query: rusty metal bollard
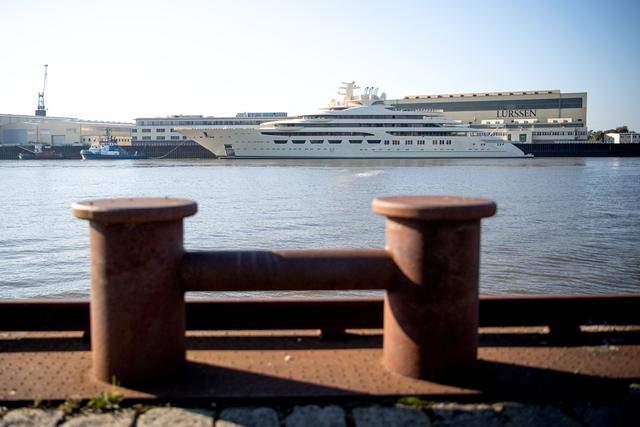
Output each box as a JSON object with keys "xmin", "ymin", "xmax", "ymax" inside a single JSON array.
[
  {"xmin": 373, "ymin": 195, "xmax": 496, "ymax": 381},
  {"xmin": 72, "ymin": 198, "xmax": 197, "ymax": 384}
]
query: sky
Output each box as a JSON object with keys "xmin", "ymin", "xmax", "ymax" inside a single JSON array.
[{"xmin": 0, "ymin": 0, "xmax": 638, "ymax": 131}]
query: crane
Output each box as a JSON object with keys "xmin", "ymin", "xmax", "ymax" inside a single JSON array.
[{"xmin": 35, "ymin": 64, "xmax": 48, "ymax": 117}]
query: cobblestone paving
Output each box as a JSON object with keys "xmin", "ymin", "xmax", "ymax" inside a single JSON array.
[{"xmin": 0, "ymin": 401, "xmax": 638, "ymax": 426}]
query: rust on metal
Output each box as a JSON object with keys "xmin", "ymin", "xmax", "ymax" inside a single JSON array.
[
  {"xmin": 71, "ymin": 197, "xmax": 197, "ymax": 224},
  {"xmin": 374, "ymin": 195, "xmax": 496, "ymax": 381},
  {"xmin": 372, "ymin": 195, "xmax": 496, "ymax": 221},
  {"xmin": 180, "ymin": 249, "xmax": 397, "ymax": 292},
  {"xmin": 72, "ymin": 197, "xmax": 197, "ymax": 384}
]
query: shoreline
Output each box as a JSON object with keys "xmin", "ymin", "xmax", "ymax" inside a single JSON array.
[{"xmin": 2, "ymin": 142, "xmax": 640, "ymax": 160}]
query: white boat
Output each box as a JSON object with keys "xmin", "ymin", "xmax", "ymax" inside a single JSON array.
[{"xmin": 177, "ymin": 82, "xmax": 527, "ymax": 159}]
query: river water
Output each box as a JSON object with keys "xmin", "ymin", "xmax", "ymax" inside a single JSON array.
[{"xmin": 1, "ymin": 157, "xmax": 639, "ymax": 298}]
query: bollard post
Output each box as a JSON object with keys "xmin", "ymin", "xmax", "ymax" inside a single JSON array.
[
  {"xmin": 373, "ymin": 195, "xmax": 496, "ymax": 381},
  {"xmin": 72, "ymin": 197, "xmax": 197, "ymax": 384}
]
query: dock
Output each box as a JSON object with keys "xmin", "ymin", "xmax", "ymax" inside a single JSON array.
[
  {"xmin": 1, "ymin": 195, "xmax": 639, "ymax": 425},
  {"xmin": 2, "ymin": 142, "xmax": 640, "ymax": 160}
]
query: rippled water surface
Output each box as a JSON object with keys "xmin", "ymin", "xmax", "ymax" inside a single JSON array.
[{"xmin": 1, "ymin": 157, "xmax": 639, "ymax": 298}]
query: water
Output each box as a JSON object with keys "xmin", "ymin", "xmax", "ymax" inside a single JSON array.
[{"xmin": 1, "ymin": 157, "xmax": 639, "ymax": 298}]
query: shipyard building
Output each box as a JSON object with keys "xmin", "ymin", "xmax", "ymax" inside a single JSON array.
[
  {"xmin": 391, "ymin": 90, "xmax": 588, "ymax": 143},
  {"xmin": 605, "ymin": 132, "xmax": 640, "ymax": 144},
  {"xmin": 0, "ymin": 114, "xmax": 132, "ymax": 146},
  {"xmin": 132, "ymin": 113, "xmax": 287, "ymax": 144}
]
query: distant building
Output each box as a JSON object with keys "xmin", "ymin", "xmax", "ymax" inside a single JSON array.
[
  {"xmin": 604, "ymin": 132, "xmax": 640, "ymax": 144},
  {"xmin": 132, "ymin": 113, "xmax": 287, "ymax": 145},
  {"xmin": 0, "ymin": 114, "xmax": 132, "ymax": 146},
  {"xmin": 391, "ymin": 90, "xmax": 587, "ymax": 143}
]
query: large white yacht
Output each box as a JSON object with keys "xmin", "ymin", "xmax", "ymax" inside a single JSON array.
[{"xmin": 177, "ymin": 82, "xmax": 527, "ymax": 159}]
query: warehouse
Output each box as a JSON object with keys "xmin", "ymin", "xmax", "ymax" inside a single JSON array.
[
  {"xmin": 391, "ymin": 90, "xmax": 588, "ymax": 143},
  {"xmin": 0, "ymin": 114, "xmax": 132, "ymax": 146}
]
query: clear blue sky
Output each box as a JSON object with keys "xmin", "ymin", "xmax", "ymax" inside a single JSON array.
[{"xmin": 0, "ymin": 0, "xmax": 638, "ymax": 130}]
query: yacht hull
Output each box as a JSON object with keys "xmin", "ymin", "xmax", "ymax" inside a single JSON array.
[{"xmin": 179, "ymin": 128, "xmax": 528, "ymax": 159}]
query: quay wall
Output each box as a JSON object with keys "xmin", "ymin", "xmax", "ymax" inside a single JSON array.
[
  {"xmin": 514, "ymin": 142, "xmax": 640, "ymax": 157},
  {"xmin": 0, "ymin": 142, "xmax": 215, "ymax": 160},
  {"xmin": 0, "ymin": 144, "xmax": 86, "ymax": 160},
  {"xmin": 1, "ymin": 142, "xmax": 639, "ymax": 160}
]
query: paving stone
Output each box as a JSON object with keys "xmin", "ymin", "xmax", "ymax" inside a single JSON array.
[
  {"xmin": 501, "ymin": 403, "xmax": 580, "ymax": 427},
  {"xmin": 352, "ymin": 406, "xmax": 431, "ymax": 427},
  {"xmin": 573, "ymin": 402, "xmax": 640, "ymax": 427},
  {"xmin": 431, "ymin": 402, "xmax": 505, "ymax": 427},
  {"xmin": 137, "ymin": 407, "xmax": 213, "ymax": 427},
  {"xmin": 0, "ymin": 408, "xmax": 63, "ymax": 427},
  {"xmin": 216, "ymin": 407, "xmax": 279, "ymax": 427},
  {"xmin": 286, "ymin": 405, "xmax": 346, "ymax": 427},
  {"xmin": 61, "ymin": 409, "xmax": 136, "ymax": 427}
]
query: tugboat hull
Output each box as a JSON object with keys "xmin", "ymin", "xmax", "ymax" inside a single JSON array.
[{"xmin": 80, "ymin": 151, "xmax": 146, "ymax": 160}]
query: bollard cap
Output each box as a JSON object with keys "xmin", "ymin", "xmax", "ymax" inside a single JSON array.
[
  {"xmin": 372, "ymin": 195, "xmax": 496, "ymax": 221},
  {"xmin": 72, "ymin": 197, "xmax": 197, "ymax": 224}
]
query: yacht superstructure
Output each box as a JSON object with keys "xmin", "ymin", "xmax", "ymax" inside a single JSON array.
[{"xmin": 177, "ymin": 82, "xmax": 527, "ymax": 158}]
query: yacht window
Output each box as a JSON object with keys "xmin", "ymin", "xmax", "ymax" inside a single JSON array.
[
  {"xmin": 292, "ymin": 140, "xmax": 305, "ymax": 144},
  {"xmin": 349, "ymin": 140, "xmax": 362, "ymax": 144},
  {"xmin": 261, "ymin": 132, "xmax": 373, "ymax": 136},
  {"xmin": 367, "ymin": 140, "xmax": 381, "ymax": 144},
  {"xmin": 310, "ymin": 140, "xmax": 323, "ymax": 144},
  {"xmin": 328, "ymin": 140, "xmax": 342, "ymax": 144},
  {"xmin": 274, "ymin": 140, "xmax": 287, "ymax": 144}
]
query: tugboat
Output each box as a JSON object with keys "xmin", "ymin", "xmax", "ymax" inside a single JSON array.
[
  {"xmin": 80, "ymin": 130, "xmax": 146, "ymax": 160},
  {"xmin": 18, "ymin": 144, "xmax": 63, "ymax": 160}
]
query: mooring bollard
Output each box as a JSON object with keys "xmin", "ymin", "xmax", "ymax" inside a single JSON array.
[
  {"xmin": 373, "ymin": 196, "xmax": 496, "ymax": 381},
  {"xmin": 72, "ymin": 198, "xmax": 197, "ymax": 384},
  {"xmin": 73, "ymin": 194, "xmax": 494, "ymax": 385}
]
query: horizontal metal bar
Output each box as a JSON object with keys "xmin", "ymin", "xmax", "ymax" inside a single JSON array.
[
  {"xmin": 1, "ymin": 294, "xmax": 638, "ymax": 332},
  {"xmin": 180, "ymin": 249, "xmax": 398, "ymax": 292}
]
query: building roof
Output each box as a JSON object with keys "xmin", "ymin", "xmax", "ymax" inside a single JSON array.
[{"xmin": 403, "ymin": 90, "xmax": 569, "ymax": 100}]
